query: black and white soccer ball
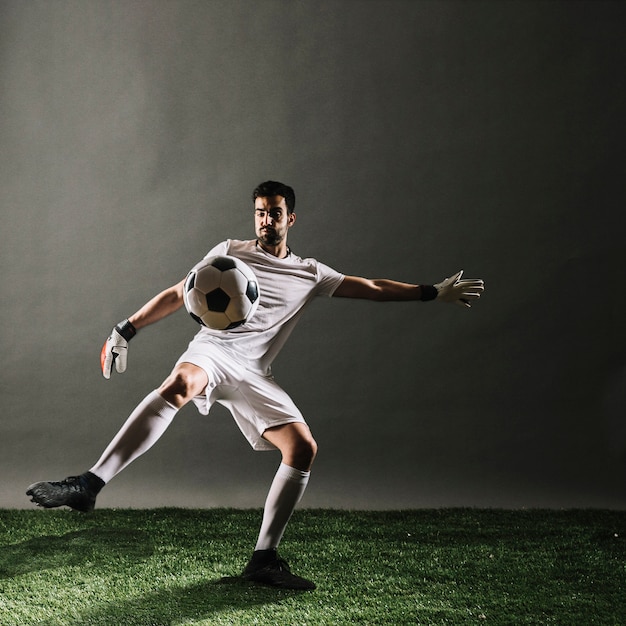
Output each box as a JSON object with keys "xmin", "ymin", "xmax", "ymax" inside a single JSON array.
[{"xmin": 183, "ymin": 255, "xmax": 261, "ymax": 330}]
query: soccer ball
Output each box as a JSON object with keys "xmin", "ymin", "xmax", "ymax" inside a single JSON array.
[{"xmin": 183, "ymin": 255, "xmax": 261, "ymax": 330}]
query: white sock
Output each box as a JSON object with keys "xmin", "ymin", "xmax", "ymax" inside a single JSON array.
[
  {"xmin": 90, "ymin": 390, "xmax": 178, "ymax": 484},
  {"xmin": 254, "ymin": 463, "xmax": 310, "ymax": 551}
]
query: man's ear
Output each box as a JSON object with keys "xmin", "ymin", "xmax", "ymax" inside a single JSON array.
[{"xmin": 288, "ymin": 212, "xmax": 296, "ymax": 227}]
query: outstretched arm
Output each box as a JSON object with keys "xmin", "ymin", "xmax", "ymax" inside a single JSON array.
[
  {"xmin": 333, "ymin": 271, "xmax": 484, "ymax": 307},
  {"xmin": 128, "ymin": 279, "xmax": 186, "ymax": 330},
  {"xmin": 333, "ymin": 276, "xmax": 423, "ymax": 301}
]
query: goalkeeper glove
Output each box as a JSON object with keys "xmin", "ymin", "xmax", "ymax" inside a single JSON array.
[
  {"xmin": 421, "ymin": 270, "xmax": 485, "ymax": 307},
  {"xmin": 100, "ymin": 319, "xmax": 137, "ymax": 379},
  {"xmin": 434, "ymin": 270, "xmax": 484, "ymax": 307}
]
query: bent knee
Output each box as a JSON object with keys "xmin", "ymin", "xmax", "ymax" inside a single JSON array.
[
  {"xmin": 158, "ymin": 364, "xmax": 207, "ymax": 407},
  {"xmin": 307, "ymin": 436, "xmax": 319, "ymax": 462},
  {"xmin": 291, "ymin": 434, "xmax": 318, "ymax": 469},
  {"xmin": 262, "ymin": 422, "xmax": 318, "ymax": 471}
]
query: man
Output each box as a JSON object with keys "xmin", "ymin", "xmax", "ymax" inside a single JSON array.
[{"xmin": 26, "ymin": 181, "xmax": 484, "ymax": 590}]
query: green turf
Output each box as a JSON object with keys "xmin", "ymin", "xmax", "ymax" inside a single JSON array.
[{"xmin": 0, "ymin": 508, "xmax": 624, "ymax": 625}]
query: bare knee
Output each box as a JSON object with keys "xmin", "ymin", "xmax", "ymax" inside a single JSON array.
[
  {"xmin": 262, "ymin": 423, "xmax": 318, "ymax": 471},
  {"xmin": 158, "ymin": 364, "xmax": 207, "ymax": 408},
  {"xmin": 290, "ymin": 435, "xmax": 318, "ymax": 470}
]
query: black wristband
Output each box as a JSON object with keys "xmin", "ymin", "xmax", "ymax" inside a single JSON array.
[
  {"xmin": 419, "ymin": 285, "xmax": 438, "ymax": 302},
  {"xmin": 115, "ymin": 319, "xmax": 137, "ymax": 341}
]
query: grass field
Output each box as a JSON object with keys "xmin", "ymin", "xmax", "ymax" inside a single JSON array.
[{"xmin": 0, "ymin": 508, "xmax": 624, "ymax": 625}]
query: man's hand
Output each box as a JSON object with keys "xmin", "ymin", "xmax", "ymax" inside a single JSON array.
[
  {"xmin": 100, "ymin": 319, "xmax": 137, "ymax": 379},
  {"xmin": 435, "ymin": 270, "xmax": 484, "ymax": 308}
]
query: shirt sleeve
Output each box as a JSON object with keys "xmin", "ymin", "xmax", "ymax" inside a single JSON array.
[{"xmin": 315, "ymin": 260, "xmax": 345, "ymax": 297}]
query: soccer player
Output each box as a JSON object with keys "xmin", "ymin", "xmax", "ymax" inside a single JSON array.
[{"xmin": 26, "ymin": 181, "xmax": 484, "ymax": 590}]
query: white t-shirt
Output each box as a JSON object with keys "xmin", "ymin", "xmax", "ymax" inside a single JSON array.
[{"xmin": 189, "ymin": 239, "xmax": 345, "ymax": 374}]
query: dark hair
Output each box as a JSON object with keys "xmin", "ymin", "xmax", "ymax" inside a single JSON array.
[{"xmin": 252, "ymin": 181, "xmax": 296, "ymax": 214}]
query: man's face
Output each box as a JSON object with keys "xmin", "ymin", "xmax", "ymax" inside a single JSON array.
[{"xmin": 254, "ymin": 195, "xmax": 295, "ymax": 248}]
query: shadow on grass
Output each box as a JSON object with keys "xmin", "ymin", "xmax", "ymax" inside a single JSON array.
[
  {"xmin": 1, "ymin": 526, "xmax": 303, "ymax": 625},
  {"xmin": 0, "ymin": 528, "xmax": 154, "ymax": 578},
  {"xmin": 73, "ymin": 576, "xmax": 303, "ymax": 625}
]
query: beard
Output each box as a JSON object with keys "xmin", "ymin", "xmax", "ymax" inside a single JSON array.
[{"xmin": 258, "ymin": 227, "xmax": 283, "ymax": 247}]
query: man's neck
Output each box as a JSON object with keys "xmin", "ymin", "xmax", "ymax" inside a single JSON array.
[{"xmin": 256, "ymin": 239, "xmax": 290, "ymax": 259}]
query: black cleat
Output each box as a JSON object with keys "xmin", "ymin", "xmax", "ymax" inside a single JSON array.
[
  {"xmin": 242, "ymin": 549, "xmax": 316, "ymax": 590},
  {"xmin": 26, "ymin": 472, "xmax": 104, "ymax": 513}
]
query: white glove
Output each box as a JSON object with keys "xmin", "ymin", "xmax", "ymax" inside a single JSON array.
[
  {"xmin": 435, "ymin": 270, "xmax": 484, "ymax": 308},
  {"xmin": 100, "ymin": 319, "xmax": 137, "ymax": 379}
]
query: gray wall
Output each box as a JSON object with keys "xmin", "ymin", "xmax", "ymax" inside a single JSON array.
[{"xmin": 2, "ymin": 0, "xmax": 624, "ymax": 509}]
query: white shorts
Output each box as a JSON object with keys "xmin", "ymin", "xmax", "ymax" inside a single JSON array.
[{"xmin": 175, "ymin": 341, "xmax": 306, "ymax": 451}]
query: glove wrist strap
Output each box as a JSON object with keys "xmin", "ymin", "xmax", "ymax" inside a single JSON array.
[
  {"xmin": 115, "ymin": 319, "xmax": 137, "ymax": 341},
  {"xmin": 419, "ymin": 285, "xmax": 438, "ymax": 301}
]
